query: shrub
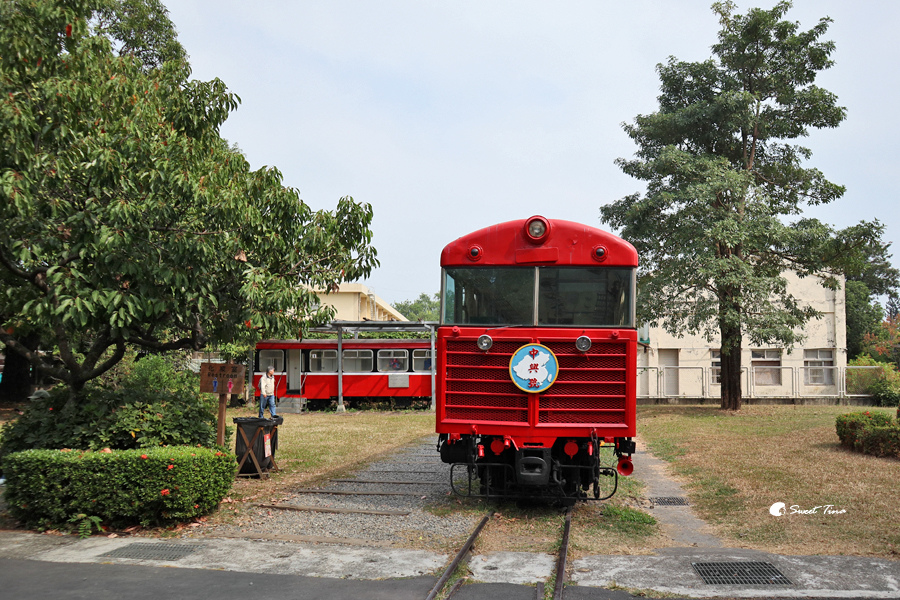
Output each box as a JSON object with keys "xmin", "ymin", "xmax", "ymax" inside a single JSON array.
[
  {"xmin": 835, "ymin": 411, "xmax": 894, "ymax": 447},
  {"xmin": 835, "ymin": 411, "xmax": 900, "ymax": 458},
  {"xmin": 3, "ymin": 446, "xmax": 234, "ymax": 529},
  {"xmin": 869, "ymin": 378, "xmax": 900, "ymax": 408},
  {"xmin": 846, "ymin": 356, "xmax": 900, "ymax": 406},
  {"xmin": 0, "ymin": 355, "xmax": 225, "ymax": 464},
  {"xmin": 856, "ymin": 425, "xmax": 900, "ymax": 458}
]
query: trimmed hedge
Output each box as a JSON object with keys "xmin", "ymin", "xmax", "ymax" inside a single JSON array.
[
  {"xmin": 835, "ymin": 411, "xmax": 900, "ymax": 458},
  {"xmin": 3, "ymin": 446, "xmax": 235, "ymax": 530}
]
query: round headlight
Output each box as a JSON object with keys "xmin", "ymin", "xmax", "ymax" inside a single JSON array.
[
  {"xmin": 476, "ymin": 334, "xmax": 493, "ymax": 352},
  {"xmin": 576, "ymin": 335, "xmax": 592, "ymax": 352},
  {"xmin": 524, "ymin": 216, "xmax": 550, "ymax": 242}
]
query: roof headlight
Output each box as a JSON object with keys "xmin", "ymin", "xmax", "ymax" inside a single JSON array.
[{"xmin": 524, "ymin": 216, "xmax": 550, "ymax": 243}]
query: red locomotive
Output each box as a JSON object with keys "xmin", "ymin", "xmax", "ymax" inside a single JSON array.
[{"xmin": 435, "ymin": 216, "xmax": 637, "ymax": 502}]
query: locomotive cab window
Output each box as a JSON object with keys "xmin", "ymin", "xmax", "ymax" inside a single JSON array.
[
  {"xmin": 442, "ymin": 266, "xmax": 635, "ymax": 327},
  {"xmin": 258, "ymin": 349, "xmax": 284, "ymax": 372},
  {"xmin": 443, "ymin": 267, "xmax": 534, "ymax": 325},
  {"xmin": 309, "ymin": 349, "xmax": 338, "ymax": 373},
  {"xmin": 342, "ymin": 349, "xmax": 374, "ymax": 372},
  {"xmin": 412, "ymin": 349, "xmax": 433, "ymax": 372},
  {"xmin": 538, "ymin": 267, "xmax": 634, "ymax": 327},
  {"xmin": 377, "ymin": 349, "xmax": 408, "ymax": 372}
]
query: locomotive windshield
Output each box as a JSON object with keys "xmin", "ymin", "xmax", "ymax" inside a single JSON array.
[{"xmin": 443, "ymin": 266, "xmax": 635, "ymax": 327}]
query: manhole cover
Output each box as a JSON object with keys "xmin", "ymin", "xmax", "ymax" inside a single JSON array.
[
  {"xmin": 692, "ymin": 562, "xmax": 792, "ymax": 586},
  {"xmin": 650, "ymin": 496, "xmax": 689, "ymax": 506},
  {"xmin": 100, "ymin": 543, "xmax": 203, "ymax": 561}
]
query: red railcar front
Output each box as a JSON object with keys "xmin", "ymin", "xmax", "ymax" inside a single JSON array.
[{"xmin": 436, "ymin": 216, "xmax": 638, "ymax": 501}]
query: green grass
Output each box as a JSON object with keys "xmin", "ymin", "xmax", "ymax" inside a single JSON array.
[{"xmin": 637, "ymin": 404, "xmax": 900, "ymax": 557}]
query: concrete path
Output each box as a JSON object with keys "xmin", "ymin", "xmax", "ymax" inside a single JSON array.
[
  {"xmin": 632, "ymin": 440, "xmax": 725, "ymax": 548},
  {"xmin": 2, "ymin": 440, "xmax": 899, "ymax": 599}
]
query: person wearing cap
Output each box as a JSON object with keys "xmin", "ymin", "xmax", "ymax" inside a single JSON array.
[{"xmin": 258, "ymin": 366, "xmax": 278, "ymax": 418}]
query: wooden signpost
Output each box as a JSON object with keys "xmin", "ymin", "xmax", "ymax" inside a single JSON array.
[{"xmin": 200, "ymin": 362, "xmax": 246, "ymax": 446}]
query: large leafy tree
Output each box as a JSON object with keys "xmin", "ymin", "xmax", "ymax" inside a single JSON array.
[
  {"xmin": 600, "ymin": 1, "xmax": 868, "ymax": 410},
  {"xmin": 0, "ymin": 0, "xmax": 378, "ymax": 402},
  {"xmin": 393, "ymin": 292, "xmax": 440, "ymax": 322},
  {"xmin": 834, "ymin": 223, "xmax": 900, "ymax": 358}
]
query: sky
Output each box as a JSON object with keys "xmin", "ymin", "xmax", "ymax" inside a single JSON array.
[{"xmin": 163, "ymin": 1, "xmax": 899, "ymax": 306}]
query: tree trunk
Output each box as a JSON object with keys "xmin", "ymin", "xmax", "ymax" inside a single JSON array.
[
  {"xmin": 720, "ymin": 339, "xmax": 742, "ymax": 410},
  {"xmin": 719, "ymin": 285, "xmax": 743, "ymax": 411}
]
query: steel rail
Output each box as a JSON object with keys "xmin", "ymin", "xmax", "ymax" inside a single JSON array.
[
  {"xmin": 553, "ymin": 505, "xmax": 573, "ymax": 600},
  {"xmin": 425, "ymin": 511, "xmax": 493, "ymax": 600}
]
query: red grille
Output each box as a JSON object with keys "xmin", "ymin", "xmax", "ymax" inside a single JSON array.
[
  {"xmin": 446, "ymin": 395, "xmax": 528, "ymax": 409},
  {"xmin": 446, "ymin": 407, "xmax": 529, "ymax": 422},
  {"xmin": 539, "ymin": 410, "xmax": 625, "ymax": 424},
  {"xmin": 447, "ymin": 366, "xmax": 510, "ymax": 381},
  {"xmin": 447, "ymin": 380, "xmax": 521, "ymax": 395},
  {"xmin": 443, "ymin": 336, "xmax": 628, "ymax": 427}
]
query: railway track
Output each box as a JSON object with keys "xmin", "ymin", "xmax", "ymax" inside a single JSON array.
[
  {"xmin": 211, "ymin": 438, "xmax": 583, "ymax": 596},
  {"xmin": 426, "ymin": 505, "xmax": 575, "ymax": 600}
]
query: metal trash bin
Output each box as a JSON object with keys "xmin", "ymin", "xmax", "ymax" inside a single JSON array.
[{"xmin": 233, "ymin": 416, "xmax": 283, "ymax": 476}]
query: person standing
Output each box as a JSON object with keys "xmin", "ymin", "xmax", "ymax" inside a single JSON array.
[{"xmin": 258, "ymin": 365, "xmax": 278, "ymax": 418}]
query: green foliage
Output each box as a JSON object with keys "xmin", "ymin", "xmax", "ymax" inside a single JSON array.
[
  {"xmin": 0, "ymin": 0, "xmax": 378, "ymax": 400},
  {"xmin": 0, "ymin": 354, "xmax": 220, "ymax": 462},
  {"xmin": 835, "ymin": 411, "xmax": 900, "ymax": 458},
  {"xmin": 600, "ymin": 1, "xmax": 854, "ymax": 410},
  {"xmin": 846, "ymin": 281, "xmax": 885, "ymax": 358},
  {"xmin": 3, "ymin": 446, "xmax": 234, "ymax": 529},
  {"xmin": 68, "ymin": 513, "xmax": 104, "ymax": 538},
  {"xmin": 393, "ymin": 293, "xmax": 440, "ymax": 322},
  {"xmin": 868, "ymin": 378, "xmax": 900, "ymax": 409},
  {"xmin": 94, "ymin": 0, "xmax": 188, "ymax": 71},
  {"xmin": 846, "ymin": 356, "xmax": 900, "ymax": 406}
]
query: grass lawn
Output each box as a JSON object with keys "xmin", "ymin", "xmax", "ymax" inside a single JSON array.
[
  {"xmin": 223, "ymin": 406, "xmax": 435, "ymax": 502},
  {"xmin": 636, "ymin": 404, "xmax": 900, "ymax": 558}
]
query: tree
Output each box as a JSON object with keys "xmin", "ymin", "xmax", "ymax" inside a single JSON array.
[
  {"xmin": 93, "ymin": 0, "xmax": 188, "ymax": 71},
  {"xmin": 0, "ymin": 0, "xmax": 378, "ymax": 403},
  {"xmin": 845, "ymin": 281, "xmax": 884, "ymax": 358},
  {"xmin": 393, "ymin": 292, "xmax": 440, "ymax": 322},
  {"xmin": 861, "ymin": 316, "xmax": 900, "ymax": 368},
  {"xmin": 836, "ymin": 223, "xmax": 899, "ymax": 359},
  {"xmin": 600, "ymin": 1, "xmax": 856, "ymax": 410}
]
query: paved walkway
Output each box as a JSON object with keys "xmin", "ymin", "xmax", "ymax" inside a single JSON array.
[{"xmin": 1, "ymin": 440, "xmax": 899, "ymax": 599}]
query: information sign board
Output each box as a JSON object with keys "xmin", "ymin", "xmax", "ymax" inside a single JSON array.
[{"xmin": 200, "ymin": 363, "xmax": 246, "ymax": 395}]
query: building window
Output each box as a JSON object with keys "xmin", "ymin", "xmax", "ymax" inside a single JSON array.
[
  {"xmin": 309, "ymin": 350, "xmax": 338, "ymax": 373},
  {"xmin": 752, "ymin": 349, "xmax": 782, "ymax": 385},
  {"xmin": 412, "ymin": 349, "xmax": 433, "ymax": 372},
  {"xmin": 377, "ymin": 349, "xmax": 408, "ymax": 372},
  {"xmin": 258, "ymin": 350, "xmax": 284, "ymax": 373},
  {"xmin": 342, "ymin": 349, "xmax": 373, "ymax": 373},
  {"xmin": 804, "ymin": 349, "xmax": 835, "ymax": 385},
  {"xmin": 711, "ymin": 350, "xmax": 721, "ymax": 384}
]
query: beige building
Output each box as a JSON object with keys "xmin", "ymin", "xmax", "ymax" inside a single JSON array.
[
  {"xmin": 314, "ymin": 283, "xmax": 407, "ymax": 322},
  {"xmin": 638, "ymin": 272, "xmax": 846, "ymax": 400}
]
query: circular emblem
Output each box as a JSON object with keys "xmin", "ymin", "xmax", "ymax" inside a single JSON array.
[{"xmin": 509, "ymin": 344, "xmax": 559, "ymax": 393}]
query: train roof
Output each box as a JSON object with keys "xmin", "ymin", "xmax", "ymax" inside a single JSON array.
[
  {"xmin": 440, "ymin": 216, "xmax": 638, "ymax": 268},
  {"xmin": 257, "ymin": 338, "xmax": 432, "ymax": 349}
]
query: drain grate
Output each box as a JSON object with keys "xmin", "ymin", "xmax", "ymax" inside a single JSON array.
[
  {"xmin": 692, "ymin": 562, "xmax": 792, "ymax": 586},
  {"xmin": 100, "ymin": 543, "xmax": 203, "ymax": 561},
  {"xmin": 650, "ymin": 496, "xmax": 689, "ymax": 506}
]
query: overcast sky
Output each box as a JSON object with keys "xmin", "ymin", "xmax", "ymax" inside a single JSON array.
[{"xmin": 164, "ymin": 1, "xmax": 898, "ymax": 305}]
